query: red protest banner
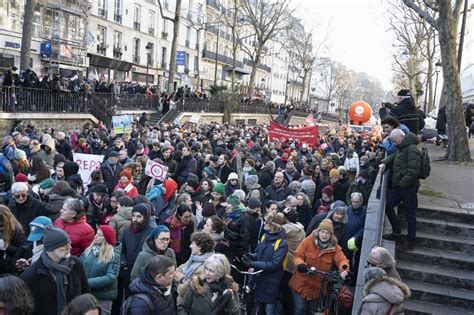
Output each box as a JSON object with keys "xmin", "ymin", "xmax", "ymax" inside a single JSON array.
[{"xmin": 269, "ymin": 121, "xmax": 319, "ymax": 147}]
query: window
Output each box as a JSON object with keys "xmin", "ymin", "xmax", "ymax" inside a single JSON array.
[
  {"xmin": 186, "ymin": 53, "xmax": 190, "ymax": 69},
  {"xmin": 134, "ymin": 5, "xmax": 141, "ymax": 30},
  {"xmin": 148, "ymin": 10, "xmax": 155, "ymax": 35},
  {"xmin": 161, "ymin": 47, "xmax": 167, "ymax": 68},
  {"xmin": 97, "ymin": 25, "xmax": 107, "ymax": 55},
  {"xmin": 133, "ymin": 38, "xmax": 140, "ymax": 63},
  {"xmin": 32, "ymin": 5, "xmax": 41, "ymax": 37},
  {"xmin": 66, "ymin": 13, "xmax": 84, "ymax": 41},
  {"xmin": 194, "ymin": 56, "xmax": 198, "ymax": 72},
  {"xmin": 113, "ymin": 31, "xmax": 122, "ymax": 58},
  {"xmin": 114, "ymin": 0, "xmax": 122, "ymax": 22},
  {"xmin": 7, "ymin": 0, "xmax": 22, "ymax": 32},
  {"xmin": 98, "ymin": 0, "xmax": 107, "ymax": 17}
]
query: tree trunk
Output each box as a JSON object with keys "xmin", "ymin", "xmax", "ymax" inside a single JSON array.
[
  {"xmin": 301, "ymin": 68, "xmax": 309, "ymax": 104},
  {"xmin": 247, "ymin": 52, "xmax": 260, "ymax": 98},
  {"xmin": 20, "ymin": 0, "xmax": 35, "ymax": 71},
  {"xmin": 438, "ymin": 1, "xmax": 471, "ymax": 161},
  {"xmin": 167, "ymin": 0, "xmax": 182, "ymax": 93}
]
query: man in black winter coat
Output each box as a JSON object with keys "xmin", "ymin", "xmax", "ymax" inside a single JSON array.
[
  {"xmin": 99, "ymin": 151, "xmax": 123, "ymax": 194},
  {"xmin": 21, "ymin": 227, "xmax": 90, "ymax": 315},
  {"xmin": 9, "ymin": 182, "xmax": 46, "ymax": 236},
  {"xmin": 389, "ymin": 89, "xmax": 424, "ymax": 134}
]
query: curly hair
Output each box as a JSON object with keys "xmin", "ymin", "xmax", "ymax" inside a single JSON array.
[
  {"xmin": 0, "ymin": 205, "xmax": 22, "ymax": 247},
  {"xmin": 190, "ymin": 231, "xmax": 215, "ymax": 254},
  {"xmin": 0, "ymin": 275, "xmax": 34, "ymax": 315}
]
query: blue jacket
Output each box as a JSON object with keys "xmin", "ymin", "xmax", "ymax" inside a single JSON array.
[
  {"xmin": 251, "ymin": 229, "xmax": 288, "ymax": 304},
  {"xmin": 383, "ymin": 124, "xmax": 410, "ymax": 155},
  {"xmin": 81, "ymin": 242, "xmax": 122, "ymax": 300},
  {"xmin": 346, "ymin": 205, "xmax": 367, "ymax": 242}
]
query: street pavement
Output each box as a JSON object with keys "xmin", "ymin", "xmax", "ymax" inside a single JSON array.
[{"xmin": 418, "ymin": 138, "xmax": 474, "ymax": 210}]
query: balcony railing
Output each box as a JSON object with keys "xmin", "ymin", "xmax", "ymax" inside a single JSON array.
[
  {"xmin": 114, "ymin": 13, "xmax": 122, "ymax": 23},
  {"xmin": 185, "ymin": 40, "xmax": 190, "ymax": 48},
  {"xmin": 243, "ymin": 58, "xmax": 271, "ymax": 72},
  {"xmin": 133, "ymin": 55, "xmax": 140, "ymax": 63},
  {"xmin": 133, "ymin": 22, "xmax": 141, "ymax": 31},
  {"xmin": 98, "ymin": 8, "xmax": 107, "ymax": 17},
  {"xmin": 161, "ymin": 32, "xmax": 168, "ymax": 39},
  {"xmin": 148, "ymin": 27, "xmax": 155, "ymax": 35},
  {"xmin": 202, "ymin": 49, "xmax": 244, "ymax": 68},
  {"xmin": 113, "ymin": 47, "xmax": 123, "ymax": 59}
]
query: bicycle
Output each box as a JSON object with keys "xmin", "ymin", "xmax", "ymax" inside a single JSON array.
[
  {"xmin": 231, "ymin": 264, "xmax": 264, "ymax": 315},
  {"xmin": 304, "ymin": 267, "xmax": 349, "ymax": 315}
]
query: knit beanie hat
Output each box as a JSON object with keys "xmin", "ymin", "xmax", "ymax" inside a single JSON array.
[
  {"xmin": 43, "ymin": 226, "xmax": 70, "ymax": 251},
  {"xmin": 63, "ymin": 161, "xmax": 79, "ymax": 177},
  {"xmin": 14, "ymin": 149, "xmax": 26, "ymax": 160},
  {"xmin": 213, "ymin": 183, "xmax": 225, "ymax": 196},
  {"xmin": 245, "ymin": 175, "xmax": 258, "ymax": 186},
  {"xmin": 226, "ymin": 195, "xmax": 241, "ymax": 207},
  {"xmin": 149, "ymin": 225, "xmax": 170, "ymax": 240},
  {"xmin": 132, "ymin": 203, "xmax": 149, "ymax": 217},
  {"xmin": 120, "ymin": 169, "xmax": 132, "ymax": 181},
  {"xmin": 99, "ymin": 225, "xmax": 117, "ymax": 245},
  {"xmin": 316, "ymin": 219, "xmax": 334, "ymax": 235},
  {"xmin": 228, "ymin": 172, "xmax": 239, "ymax": 181},
  {"xmin": 202, "ymin": 202, "xmax": 216, "ymax": 217},
  {"xmin": 321, "ymin": 185, "xmax": 334, "ymax": 197},
  {"xmin": 329, "ymin": 169, "xmax": 340, "ymax": 178},
  {"xmin": 15, "ymin": 173, "xmax": 29, "ymax": 183},
  {"xmin": 247, "ymin": 198, "xmax": 262, "ymax": 210},
  {"xmin": 203, "ymin": 166, "xmax": 216, "ymax": 176},
  {"xmin": 39, "ymin": 178, "xmax": 56, "ymax": 190},
  {"xmin": 92, "ymin": 183, "xmax": 108, "ymax": 195},
  {"xmin": 231, "ymin": 189, "xmax": 246, "ymax": 202}
]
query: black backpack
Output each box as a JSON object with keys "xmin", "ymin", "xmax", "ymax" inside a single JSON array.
[
  {"xmin": 419, "ymin": 147, "xmax": 431, "ymax": 179},
  {"xmin": 120, "ymin": 293, "xmax": 154, "ymax": 315}
]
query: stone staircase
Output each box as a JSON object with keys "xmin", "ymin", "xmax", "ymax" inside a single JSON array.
[
  {"xmin": 148, "ymin": 112, "xmax": 163, "ymax": 126},
  {"xmin": 396, "ymin": 205, "xmax": 474, "ymax": 315}
]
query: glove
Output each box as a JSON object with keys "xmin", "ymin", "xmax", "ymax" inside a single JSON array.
[
  {"xmin": 297, "ymin": 264, "xmax": 308, "ymax": 273},
  {"xmin": 241, "ymin": 255, "xmax": 253, "ymax": 267},
  {"xmin": 347, "ymin": 237, "xmax": 358, "ymax": 252}
]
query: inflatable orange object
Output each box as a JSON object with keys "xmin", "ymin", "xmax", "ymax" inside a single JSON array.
[{"xmin": 348, "ymin": 101, "xmax": 372, "ymax": 125}]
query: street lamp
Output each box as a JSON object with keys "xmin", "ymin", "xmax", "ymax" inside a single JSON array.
[
  {"xmin": 146, "ymin": 42, "xmax": 153, "ymax": 86},
  {"xmin": 433, "ymin": 61, "xmax": 442, "ymax": 109}
]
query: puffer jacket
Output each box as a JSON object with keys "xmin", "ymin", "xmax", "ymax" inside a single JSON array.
[
  {"xmin": 382, "ymin": 132, "xmax": 421, "ymax": 188},
  {"xmin": 289, "ymin": 231, "xmax": 349, "ymax": 300},
  {"xmin": 44, "ymin": 193, "xmax": 67, "ymax": 220},
  {"xmin": 359, "ymin": 276, "xmax": 411, "ymax": 315},
  {"xmin": 109, "ymin": 206, "xmax": 132, "ymax": 241},
  {"xmin": 265, "ymin": 179, "xmax": 290, "ymax": 203},
  {"xmin": 54, "ymin": 216, "xmax": 95, "ymax": 256},
  {"xmin": 131, "ymin": 239, "xmax": 176, "ymax": 280},
  {"xmin": 251, "ymin": 229, "xmax": 288, "ymax": 304},
  {"xmin": 282, "ymin": 222, "xmax": 306, "ymax": 273},
  {"xmin": 99, "ymin": 160, "xmax": 123, "ymax": 195},
  {"xmin": 177, "ymin": 276, "xmax": 240, "ymax": 315},
  {"xmin": 81, "ymin": 242, "xmax": 122, "ymax": 300},
  {"xmin": 224, "ymin": 207, "xmax": 256, "ymax": 261},
  {"xmin": 390, "ymin": 98, "xmax": 422, "ymax": 134}
]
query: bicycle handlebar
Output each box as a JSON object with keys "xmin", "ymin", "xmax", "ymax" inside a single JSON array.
[
  {"xmin": 304, "ymin": 267, "xmax": 343, "ymax": 282},
  {"xmin": 231, "ymin": 264, "xmax": 264, "ymax": 276}
]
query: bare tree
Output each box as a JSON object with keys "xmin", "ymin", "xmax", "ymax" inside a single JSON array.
[
  {"xmin": 315, "ymin": 58, "xmax": 340, "ymax": 112},
  {"xmin": 20, "ymin": 0, "xmax": 35, "ymax": 71},
  {"xmin": 403, "ymin": 0, "xmax": 470, "ymax": 162},
  {"xmin": 240, "ymin": 0, "xmax": 292, "ymax": 98},
  {"xmin": 158, "ymin": 0, "xmax": 182, "ymax": 93}
]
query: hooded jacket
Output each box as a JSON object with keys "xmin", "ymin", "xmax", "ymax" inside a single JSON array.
[
  {"xmin": 38, "ymin": 138, "xmax": 56, "ymax": 167},
  {"xmin": 131, "ymin": 238, "xmax": 176, "ymax": 280},
  {"xmin": 360, "ymin": 276, "xmax": 411, "ymax": 315},
  {"xmin": 282, "ymin": 222, "xmax": 306, "ymax": 273},
  {"xmin": 109, "ymin": 206, "xmax": 133, "ymax": 241}
]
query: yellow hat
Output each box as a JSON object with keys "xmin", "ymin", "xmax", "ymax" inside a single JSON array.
[{"xmin": 316, "ymin": 219, "xmax": 334, "ymax": 234}]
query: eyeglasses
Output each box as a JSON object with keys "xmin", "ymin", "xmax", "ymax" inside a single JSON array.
[
  {"xmin": 157, "ymin": 237, "xmax": 170, "ymax": 242},
  {"xmin": 14, "ymin": 193, "xmax": 28, "ymax": 199},
  {"xmin": 366, "ymin": 261, "xmax": 378, "ymax": 268}
]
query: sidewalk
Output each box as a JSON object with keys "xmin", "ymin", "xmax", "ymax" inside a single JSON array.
[{"xmin": 418, "ymin": 138, "xmax": 474, "ymax": 210}]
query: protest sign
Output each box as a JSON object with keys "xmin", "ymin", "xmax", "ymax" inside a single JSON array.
[
  {"xmin": 112, "ymin": 115, "xmax": 133, "ymax": 134},
  {"xmin": 72, "ymin": 153, "xmax": 104, "ymax": 186},
  {"xmin": 145, "ymin": 159, "xmax": 168, "ymax": 181}
]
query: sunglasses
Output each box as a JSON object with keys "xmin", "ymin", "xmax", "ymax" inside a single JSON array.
[{"xmin": 14, "ymin": 193, "xmax": 28, "ymax": 199}]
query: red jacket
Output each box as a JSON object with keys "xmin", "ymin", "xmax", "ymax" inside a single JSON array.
[
  {"xmin": 54, "ymin": 216, "xmax": 95, "ymax": 256},
  {"xmin": 113, "ymin": 181, "xmax": 139, "ymax": 198}
]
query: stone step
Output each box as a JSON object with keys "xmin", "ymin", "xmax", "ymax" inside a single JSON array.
[
  {"xmin": 416, "ymin": 217, "xmax": 474, "ymax": 238},
  {"xmin": 396, "ymin": 246, "xmax": 474, "ymax": 271},
  {"xmin": 404, "ymin": 299, "xmax": 474, "ymax": 315},
  {"xmin": 397, "ymin": 260, "xmax": 474, "ymax": 290},
  {"xmin": 405, "ymin": 279, "xmax": 474, "ymax": 310},
  {"xmin": 416, "ymin": 205, "xmax": 474, "ymax": 224},
  {"xmin": 412, "ymin": 231, "xmax": 474, "ymax": 254}
]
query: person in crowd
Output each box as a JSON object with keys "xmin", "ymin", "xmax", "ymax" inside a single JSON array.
[
  {"xmin": 118, "ymin": 150, "xmax": 131, "ymax": 166},
  {"xmin": 38, "ymin": 137, "xmax": 57, "ymax": 168},
  {"xmin": 161, "ymin": 146, "xmax": 178, "ymax": 180},
  {"xmin": 344, "ymin": 149, "xmax": 359, "ymax": 183},
  {"xmin": 345, "ymin": 169, "xmax": 371, "ymax": 206},
  {"xmin": 62, "ymin": 293, "xmax": 102, "ymax": 315},
  {"xmin": 380, "ymin": 129, "xmax": 421, "ymax": 250},
  {"xmin": 0, "ymin": 275, "xmax": 35, "ymax": 315},
  {"xmin": 216, "ymin": 154, "xmax": 233, "ymax": 183},
  {"xmin": 164, "ymin": 204, "xmax": 194, "ymax": 265},
  {"xmin": 389, "ymin": 89, "xmax": 424, "ymax": 134},
  {"xmin": 81, "ymin": 225, "xmax": 121, "ymax": 315},
  {"xmin": 294, "ymin": 192, "xmax": 312, "ymax": 230},
  {"xmin": 177, "ymin": 253, "xmax": 240, "ymax": 314},
  {"xmin": 359, "ymin": 267, "xmax": 410, "ymax": 314},
  {"xmin": 131, "ymin": 225, "xmax": 176, "ymax": 280},
  {"xmin": 52, "ymin": 162, "xmax": 65, "ymax": 182},
  {"xmin": 0, "ymin": 205, "xmax": 25, "ymax": 275},
  {"xmin": 100, "ymin": 151, "xmax": 123, "ymax": 195},
  {"xmin": 366, "ymin": 246, "xmax": 401, "ymax": 280},
  {"xmin": 202, "ymin": 215, "xmax": 228, "ymax": 253},
  {"xmin": 109, "ymin": 195, "xmax": 134, "ymax": 240},
  {"xmin": 114, "ymin": 169, "xmax": 139, "ymax": 198},
  {"xmin": 313, "ymin": 185, "xmax": 334, "ymax": 215},
  {"xmin": 63, "ymin": 161, "xmax": 85, "ymax": 196},
  {"xmin": 27, "ymin": 156, "xmax": 50, "ymax": 184},
  {"xmin": 174, "ymin": 232, "xmax": 215, "ymax": 301},
  {"xmin": 8, "ymin": 182, "xmax": 46, "ymax": 236},
  {"xmin": 265, "ymin": 171, "xmax": 289, "ymax": 206},
  {"xmin": 242, "ymin": 212, "xmax": 288, "ymax": 315},
  {"xmin": 289, "ymin": 219, "xmax": 349, "ymax": 314},
  {"xmin": 225, "ymin": 172, "xmax": 240, "ymax": 197},
  {"xmin": 21, "ymin": 227, "xmax": 90, "ymax": 315},
  {"xmin": 43, "ymin": 181, "xmax": 73, "ymax": 220},
  {"xmin": 54, "ymin": 198, "xmax": 95, "ymax": 256},
  {"xmin": 85, "ymin": 183, "xmax": 108, "ymax": 230},
  {"xmin": 177, "ymin": 146, "xmax": 197, "ymax": 186},
  {"xmin": 127, "ymin": 255, "xmax": 177, "ymax": 314}
]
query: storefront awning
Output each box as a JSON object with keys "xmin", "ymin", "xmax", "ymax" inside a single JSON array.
[
  {"xmin": 87, "ymin": 53, "xmax": 133, "ymax": 71},
  {"xmin": 223, "ymin": 66, "xmax": 251, "ymax": 75}
]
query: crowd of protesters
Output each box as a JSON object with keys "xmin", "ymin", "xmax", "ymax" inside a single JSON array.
[{"xmin": 0, "ymin": 89, "xmax": 423, "ymax": 314}]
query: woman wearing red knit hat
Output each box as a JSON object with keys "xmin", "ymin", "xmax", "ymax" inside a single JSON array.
[
  {"xmin": 113, "ymin": 168, "xmax": 139, "ymax": 198},
  {"xmin": 81, "ymin": 225, "xmax": 121, "ymax": 315}
]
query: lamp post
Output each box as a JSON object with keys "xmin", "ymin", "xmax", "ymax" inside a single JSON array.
[
  {"xmin": 433, "ymin": 61, "xmax": 442, "ymax": 108},
  {"xmin": 146, "ymin": 43, "xmax": 153, "ymax": 86}
]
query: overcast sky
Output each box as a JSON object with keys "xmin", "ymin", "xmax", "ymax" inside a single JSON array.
[{"xmin": 292, "ymin": 0, "xmax": 394, "ymax": 90}]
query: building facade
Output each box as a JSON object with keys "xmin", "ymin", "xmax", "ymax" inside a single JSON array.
[{"xmin": 460, "ymin": 4, "xmax": 474, "ymax": 103}]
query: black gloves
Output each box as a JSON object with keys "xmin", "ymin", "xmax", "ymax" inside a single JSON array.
[
  {"xmin": 241, "ymin": 255, "xmax": 253, "ymax": 267},
  {"xmin": 297, "ymin": 264, "xmax": 308, "ymax": 273}
]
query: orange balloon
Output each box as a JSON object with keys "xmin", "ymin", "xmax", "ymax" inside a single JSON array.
[{"xmin": 348, "ymin": 101, "xmax": 372, "ymax": 125}]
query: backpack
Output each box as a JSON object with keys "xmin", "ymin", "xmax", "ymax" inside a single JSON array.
[
  {"xmin": 260, "ymin": 234, "xmax": 288, "ymax": 270},
  {"xmin": 419, "ymin": 147, "xmax": 431, "ymax": 179},
  {"xmin": 120, "ymin": 293, "xmax": 154, "ymax": 315}
]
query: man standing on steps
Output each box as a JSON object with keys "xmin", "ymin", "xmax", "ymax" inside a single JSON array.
[{"xmin": 379, "ymin": 129, "xmax": 421, "ymax": 250}]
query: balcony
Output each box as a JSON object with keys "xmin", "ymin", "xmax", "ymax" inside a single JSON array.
[
  {"xmin": 243, "ymin": 58, "xmax": 271, "ymax": 72},
  {"xmin": 206, "ymin": 25, "xmax": 218, "ymax": 36},
  {"xmin": 133, "ymin": 22, "xmax": 141, "ymax": 31},
  {"xmin": 98, "ymin": 8, "xmax": 107, "ymax": 17},
  {"xmin": 202, "ymin": 49, "xmax": 244, "ymax": 68},
  {"xmin": 114, "ymin": 13, "xmax": 122, "ymax": 23},
  {"xmin": 147, "ymin": 58, "xmax": 155, "ymax": 67},
  {"xmin": 148, "ymin": 27, "xmax": 155, "ymax": 35},
  {"xmin": 195, "ymin": 43, "xmax": 200, "ymax": 50},
  {"xmin": 185, "ymin": 40, "xmax": 190, "ymax": 48},
  {"xmin": 133, "ymin": 55, "xmax": 140, "ymax": 64},
  {"xmin": 96, "ymin": 43, "xmax": 108, "ymax": 55},
  {"xmin": 161, "ymin": 61, "xmax": 168, "ymax": 69},
  {"xmin": 161, "ymin": 31, "xmax": 168, "ymax": 39},
  {"xmin": 113, "ymin": 47, "xmax": 122, "ymax": 59}
]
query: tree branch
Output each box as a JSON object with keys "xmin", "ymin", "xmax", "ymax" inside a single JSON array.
[
  {"xmin": 403, "ymin": 0, "xmax": 438, "ymax": 29},
  {"xmin": 157, "ymin": 0, "xmax": 175, "ymax": 22}
]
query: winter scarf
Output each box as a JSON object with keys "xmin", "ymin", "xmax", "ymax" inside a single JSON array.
[
  {"xmin": 183, "ymin": 251, "xmax": 213, "ymax": 281},
  {"xmin": 228, "ymin": 206, "xmax": 246, "ymax": 221},
  {"xmin": 167, "ymin": 215, "xmax": 186, "ymax": 254},
  {"xmin": 41, "ymin": 251, "xmax": 71, "ymax": 315}
]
